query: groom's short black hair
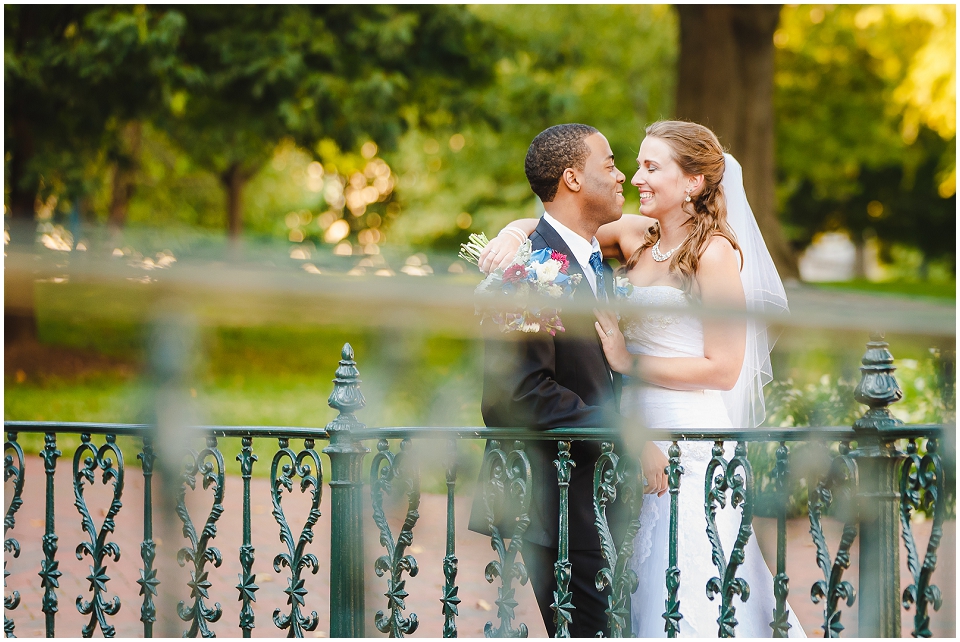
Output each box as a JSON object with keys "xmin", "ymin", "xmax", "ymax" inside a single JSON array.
[{"xmin": 525, "ymin": 123, "xmax": 599, "ymax": 203}]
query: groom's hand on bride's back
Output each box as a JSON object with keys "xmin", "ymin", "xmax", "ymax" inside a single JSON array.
[{"xmin": 640, "ymin": 442, "xmax": 669, "ymax": 496}]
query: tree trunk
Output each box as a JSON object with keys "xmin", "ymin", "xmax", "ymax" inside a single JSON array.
[
  {"xmin": 221, "ymin": 163, "xmax": 248, "ymax": 240},
  {"xmin": 6, "ymin": 122, "xmax": 39, "ymax": 344},
  {"xmin": 675, "ymin": 5, "xmax": 800, "ymax": 280},
  {"xmin": 108, "ymin": 120, "xmax": 143, "ymax": 234},
  {"xmin": 5, "ymin": 7, "xmax": 39, "ymax": 344}
]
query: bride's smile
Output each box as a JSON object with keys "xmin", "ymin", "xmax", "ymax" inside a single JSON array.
[{"xmin": 632, "ymin": 135, "xmax": 701, "ymax": 222}]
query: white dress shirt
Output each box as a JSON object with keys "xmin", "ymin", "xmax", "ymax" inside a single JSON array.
[{"xmin": 542, "ymin": 212, "xmax": 602, "ymax": 297}]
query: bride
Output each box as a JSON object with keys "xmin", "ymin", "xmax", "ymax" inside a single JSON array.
[{"xmin": 479, "ymin": 120, "xmax": 802, "ymax": 637}]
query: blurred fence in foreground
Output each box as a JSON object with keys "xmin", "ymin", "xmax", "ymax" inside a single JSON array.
[{"xmin": 4, "ymin": 331, "xmax": 954, "ymax": 637}]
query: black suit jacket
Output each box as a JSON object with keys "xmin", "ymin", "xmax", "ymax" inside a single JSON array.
[{"xmin": 468, "ymin": 217, "xmax": 625, "ymax": 550}]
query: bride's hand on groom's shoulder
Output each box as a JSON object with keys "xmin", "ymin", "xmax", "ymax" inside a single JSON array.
[
  {"xmin": 478, "ymin": 230, "xmax": 524, "ymax": 274},
  {"xmin": 640, "ymin": 442, "xmax": 669, "ymax": 497}
]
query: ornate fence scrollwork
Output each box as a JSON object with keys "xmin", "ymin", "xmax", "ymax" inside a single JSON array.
[
  {"xmin": 593, "ymin": 441, "xmax": 645, "ymax": 638},
  {"xmin": 137, "ymin": 436, "xmax": 159, "ymax": 636},
  {"xmin": 176, "ymin": 435, "xmax": 226, "ymax": 637},
  {"xmin": 40, "ymin": 433, "xmax": 62, "ymax": 637},
  {"xmin": 236, "ymin": 436, "xmax": 258, "ymax": 636},
  {"xmin": 704, "ymin": 441, "xmax": 755, "ymax": 638},
  {"xmin": 808, "ymin": 441, "xmax": 859, "ymax": 638},
  {"xmin": 441, "ymin": 438, "xmax": 461, "ymax": 638},
  {"xmin": 4, "ymin": 433, "xmax": 25, "ymax": 638},
  {"xmin": 271, "ymin": 437, "xmax": 323, "ymax": 637},
  {"xmin": 371, "ymin": 437, "xmax": 421, "ymax": 637},
  {"xmin": 481, "ymin": 440, "xmax": 532, "ymax": 638},
  {"xmin": 663, "ymin": 441, "xmax": 685, "ymax": 638},
  {"xmin": 900, "ymin": 437, "xmax": 945, "ymax": 638},
  {"xmin": 770, "ymin": 442, "xmax": 792, "ymax": 638},
  {"xmin": 551, "ymin": 441, "xmax": 575, "ymax": 638},
  {"xmin": 73, "ymin": 433, "xmax": 124, "ymax": 638}
]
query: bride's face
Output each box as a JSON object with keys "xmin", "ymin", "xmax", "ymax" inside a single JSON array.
[{"xmin": 632, "ymin": 137, "xmax": 694, "ymax": 219}]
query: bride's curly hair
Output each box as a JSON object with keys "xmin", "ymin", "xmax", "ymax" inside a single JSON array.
[{"xmin": 622, "ymin": 120, "xmax": 742, "ymax": 297}]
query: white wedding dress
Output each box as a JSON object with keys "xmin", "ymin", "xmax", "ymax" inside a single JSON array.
[{"xmin": 620, "ymin": 285, "xmax": 805, "ymax": 638}]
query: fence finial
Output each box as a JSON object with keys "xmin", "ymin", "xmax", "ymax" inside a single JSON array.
[
  {"xmin": 853, "ymin": 331, "xmax": 903, "ymax": 432},
  {"xmin": 328, "ymin": 343, "xmax": 366, "ymax": 424}
]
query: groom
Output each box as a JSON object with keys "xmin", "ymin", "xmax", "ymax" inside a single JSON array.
[{"xmin": 468, "ymin": 124, "xmax": 652, "ymax": 637}]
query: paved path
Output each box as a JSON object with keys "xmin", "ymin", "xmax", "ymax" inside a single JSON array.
[{"xmin": 5, "ymin": 454, "xmax": 954, "ymax": 638}]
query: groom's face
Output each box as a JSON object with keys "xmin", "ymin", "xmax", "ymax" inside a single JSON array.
[{"xmin": 577, "ymin": 133, "xmax": 625, "ymax": 227}]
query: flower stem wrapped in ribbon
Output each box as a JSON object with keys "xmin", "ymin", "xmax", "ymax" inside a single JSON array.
[{"xmin": 459, "ymin": 234, "xmax": 582, "ymax": 335}]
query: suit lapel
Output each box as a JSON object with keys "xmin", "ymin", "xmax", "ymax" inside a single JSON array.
[
  {"xmin": 532, "ymin": 218, "xmax": 591, "ymax": 300},
  {"xmin": 532, "ymin": 218, "xmax": 617, "ymax": 392},
  {"xmin": 602, "ymin": 262, "xmax": 616, "ymax": 302}
]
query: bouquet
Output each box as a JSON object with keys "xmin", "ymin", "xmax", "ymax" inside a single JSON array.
[{"xmin": 459, "ymin": 233, "xmax": 582, "ymax": 335}]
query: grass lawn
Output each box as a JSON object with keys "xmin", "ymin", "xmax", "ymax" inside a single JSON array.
[
  {"xmin": 6, "ymin": 276, "xmax": 951, "ymax": 488},
  {"xmin": 811, "ymin": 278, "xmax": 956, "ymax": 301},
  {"xmin": 5, "ymin": 284, "xmax": 488, "ymax": 487}
]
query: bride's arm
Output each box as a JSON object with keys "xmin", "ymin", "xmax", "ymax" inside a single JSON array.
[
  {"xmin": 595, "ymin": 237, "xmax": 746, "ymax": 391},
  {"xmin": 478, "ymin": 214, "xmax": 653, "ymax": 273},
  {"xmin": 595, "ymin": 214, "xmax": 654, "ymax": 263},
  {"xmin": 477, "ymin": 218, "xmax": 538, "ymax": 273}
]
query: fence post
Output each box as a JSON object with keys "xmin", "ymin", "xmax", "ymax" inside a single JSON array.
[
  {"xmin": 323, "ymin": 344, "xmax": 370, "ymax": 637},
  {"xmin": 851, "ymin": 332, "xmax": 905, "ymax": 637}
]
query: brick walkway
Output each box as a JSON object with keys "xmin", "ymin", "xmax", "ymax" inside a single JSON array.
[{"xmin": 5, "ymin": 454, "xmax": 954, "ymax": 638}]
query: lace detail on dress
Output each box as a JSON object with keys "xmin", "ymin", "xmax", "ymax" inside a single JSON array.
[
  {"xmin": 619, "ymin": 286, "xmax": 703, "ymax": 359},
  {"xmin": 631, "ymin": 488, "xmax": 660, "ymax": 570},
  {"xmin": 622, "ymin": 287, "xmax": 688, "ymax": 336},
  {"xmin": 655, "ymin": 439, "xmax": 716, "ymax": 463}
]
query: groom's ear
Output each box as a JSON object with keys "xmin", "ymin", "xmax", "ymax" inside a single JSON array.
[{"xmin": 561, "ymin": 167, "xmax": 581, "ymax": 193}]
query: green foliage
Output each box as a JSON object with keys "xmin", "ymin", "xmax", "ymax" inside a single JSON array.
[
  {"xmin": 774, "ymin": 5, "xmax": 956, "ymax": 268},
  {"xmin": 752, "ymin": 356, "xmax": 952, "ymax": 518},
  {"xmin": 811, "ymin": 278, "xmax": 956, "ymax": 302},
  {"xmin": 162, "ymin": 6, "xmax": 502, "ymax": 182},
  {"xmin": 382, "ymin": 4, "xmax": 678, "ymax": 247},
  {"xmin": 5, "ymin": 5, "xmax": 188, "ymax": 209}
]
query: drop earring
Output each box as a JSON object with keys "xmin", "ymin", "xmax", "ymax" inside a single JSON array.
[{"xmin": 684, "ymin": 191, "xmax": 692, "ymax": 203}]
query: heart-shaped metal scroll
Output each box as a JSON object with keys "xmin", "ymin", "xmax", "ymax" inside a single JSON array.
[
  {"xmin": 176, "ymin": 436, "xmax": 225, "ymax": 637},
  {"xmin": 4, "ymin": 435, "xmax": 25, "ymax": 637},
  {"xmin": 481, "ymin": 440, "xmax": 532, "ymax": 638},
  {"xmin": 808, "ymin": 442, "xmax": 858, "ymax": 638},
  {"xmin": 593, "ymin": 441, "xmax": 645, "ymax": 638},
  {"xmin": 900, "ymin": 437, "xmax": 945, "ymax": 638},
  {"xmin": 371, "ymin": 438, "xmax": 421, "ymax": 638},
  {"xmin": 73, "ymin": 433, "xmax": 124, "ymax": 638},
  {"xmin": 703, "ymin": 441, "xmax": 754, "ymax": 638},
  {"xmin": 271, "ymin": 437, "xmax": 324, "ymax": 636}
]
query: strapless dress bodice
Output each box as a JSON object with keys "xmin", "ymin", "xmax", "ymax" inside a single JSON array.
[
  {"xmin": 618, "ymin": 285, "xmax": 731, "ymax": 455},
  {"xmin": 620, "ymin": 286, "xmax": 703, "ymax": 359}
]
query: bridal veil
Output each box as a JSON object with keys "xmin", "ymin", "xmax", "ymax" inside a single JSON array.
[{"xmin": 718, "ymin": 153, "xmax": 789, "ymax": 430}]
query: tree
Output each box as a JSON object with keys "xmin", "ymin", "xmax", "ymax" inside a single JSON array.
[
  {"xmin": 775, "ymin": 5, "xmax": 956, "ymax": 274},
  {"xmin": 673, "ymin": 5, "xmax": 799, "ymax": 280},
  {"xmin": 384, "ymin": 4, "xmax": 678, "ymax": 248},
  {"xmin": 4, "ymin": 5, "xmax": 186, "ymax": 342},
  {"xmin": 165, "ymin": 5, "xmax": 501, "ymax": 240}
]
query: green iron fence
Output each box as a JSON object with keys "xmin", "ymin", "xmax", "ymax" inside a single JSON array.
[{"xmin": 3, "ymin": 335, "xmax": 953, "ymax": 638}]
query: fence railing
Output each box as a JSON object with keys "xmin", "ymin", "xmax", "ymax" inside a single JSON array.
[{"xmin": 3, "ymin": 335, "xmax": 953, "ymax": 638}]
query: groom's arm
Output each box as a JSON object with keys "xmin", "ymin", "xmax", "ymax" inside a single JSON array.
[{"xmin": 481, "ymin": 332, "xmax": 621, "ymax": 431}]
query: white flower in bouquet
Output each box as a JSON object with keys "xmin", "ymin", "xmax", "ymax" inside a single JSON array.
[
  {"xmin": 534, "ymin": 259, "xmax": 561, "ymax": 283},
  {"xmin": 545, "ymin": 284, "xmax": 564, "ymax": 298}
]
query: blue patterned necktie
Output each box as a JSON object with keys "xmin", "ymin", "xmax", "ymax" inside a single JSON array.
[{"xmin": 589, "ymin": 251, "xmax": 605, "ymax": 300}]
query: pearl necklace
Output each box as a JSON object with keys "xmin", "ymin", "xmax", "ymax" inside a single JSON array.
[{"xmin": 651, "ymin": 238, "xmax": 685, "ymax": 262}]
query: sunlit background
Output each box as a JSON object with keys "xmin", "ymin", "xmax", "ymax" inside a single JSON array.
[
  {"xmin": 4, "ymin": 5, "xmax": 956, "ymax": 638},
  {"xmin": 6, "ymin": 3, "xmax": 954, "ymax": 421}
]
